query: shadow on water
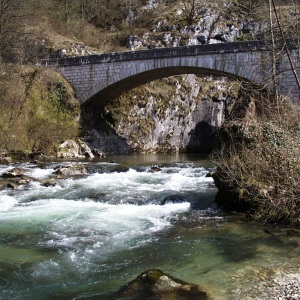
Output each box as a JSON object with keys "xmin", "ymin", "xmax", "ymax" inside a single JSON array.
[{"xmin": 210, "ymin": 222, "xmax": 300, "ymax": 263}]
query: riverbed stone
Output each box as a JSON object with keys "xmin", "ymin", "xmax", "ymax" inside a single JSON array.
[
  {"xmin": 117, "ymin": 268, "xmax": 209, "ymax": 299},
  {"xmin": 41, "ymin": 179, "xmax": 57, "ymax": 187},
  {"xmin": 148, "ymin": 166, "xmax": 162, "ymax": 173},
  {"xmin": 78, "ymin": 138, "xmax": 94, "ymax": 158},
  {"xmin": 0, "ymin": 156, "xmax": 12, "ymax": 164},
  {"xmin": 110, "ymin": 166, "xmax": 130, "ymax": 173},
  {"xmin": 1, "ymin": 169, "xmax": 32, "ymax": 183},
  {"xmin": 53, "ymin": 164, "xmax": 87, "ymax": 176},
  {"xmin": 1, "ymin": 167, "xmax": 26, "ymax": 178},
  {"xmin": 7, "ymin": 182, "xmax": 20, "ymax": 189},
  {"xmin": 92, "ymin": 148, "xmax": 106, "ymax": 158}
]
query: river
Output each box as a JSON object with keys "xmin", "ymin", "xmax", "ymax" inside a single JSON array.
[{"xmin": 0, "ymin": 153, "xmax": 299, "ymax": 299}]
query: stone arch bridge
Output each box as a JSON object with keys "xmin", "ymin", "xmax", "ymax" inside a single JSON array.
[{"xmin": 41, "ymin": 40, "xmax": 299, "ymax": 107}]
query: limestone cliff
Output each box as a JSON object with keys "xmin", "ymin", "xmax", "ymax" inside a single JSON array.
[{"xmin": 99, "ymin": 75, "xmax": 240, "ymax": 153}]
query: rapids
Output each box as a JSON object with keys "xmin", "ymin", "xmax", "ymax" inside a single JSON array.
[{"xmin": 0, "ymin": 154, "xmax": 299, "ymax": 299}]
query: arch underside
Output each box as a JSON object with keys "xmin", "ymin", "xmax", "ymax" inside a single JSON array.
[{"xmin": 82, "ymin": 66, "xmax": 250, "ymax": 108}]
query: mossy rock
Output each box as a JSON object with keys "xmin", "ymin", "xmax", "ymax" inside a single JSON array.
[{"xmin": 116, "ymin": 268, "xmax": 209, "ymax": 300}]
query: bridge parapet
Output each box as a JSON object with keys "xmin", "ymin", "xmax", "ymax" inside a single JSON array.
[{"xmin": 40, "ymin": 41, "xmax": 269, "ymax": 67}]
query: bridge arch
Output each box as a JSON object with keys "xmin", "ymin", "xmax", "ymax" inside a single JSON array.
[
  {"xmin": 84, "ymin": 65, "xmax": 248, "ymax": 108},
  {"xmin": 41, "ymin": 41, "xmax": 299, "ymax": 106}
]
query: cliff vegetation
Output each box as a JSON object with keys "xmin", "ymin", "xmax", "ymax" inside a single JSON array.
[
  {"xmin": 0, "ymin": 65, "xmax": 80, "ymax": 157},
  {"xmin": 104, "ymin": 75, "xmax": 241, "ymax": 153},
  {"xmin": 212, "ymin": 91, "xmax": 300, "ymax": 226}
]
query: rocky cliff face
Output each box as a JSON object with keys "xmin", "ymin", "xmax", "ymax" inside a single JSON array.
[
  {"xmin": 124, "ymin": 0, "xmax": 264, "ymax": 51},
  {"xmin": 62, "ymin": 0, "xmax": 263, "ymax": 155},
  {"xmin": 96, "ymin": 75, "xmax": 240, "ymax": 153},
  {"xmin": 78, "ymin": 1, "xmax": 260, "ymax": 155}
]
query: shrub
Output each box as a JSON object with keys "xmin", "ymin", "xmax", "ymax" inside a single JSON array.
[
  {"xmin": 0, "ymin": 64, "xmax": 80, "ymax": 156},
  {"xmin": 212, "ymin": 95, "xmax": 300, "ymax": 226}
]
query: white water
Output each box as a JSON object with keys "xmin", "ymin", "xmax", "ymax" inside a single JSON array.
[{"xmin": 0, "ymin": 156, "xmax": 299, "ymax": 300}]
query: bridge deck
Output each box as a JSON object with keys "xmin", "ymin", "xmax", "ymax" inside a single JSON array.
[{"xmin": 40, "ymin": 40, "xmax": 298, "ymax": 68}]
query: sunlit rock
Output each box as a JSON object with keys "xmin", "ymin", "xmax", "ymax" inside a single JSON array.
[
  {"xmin": 53, "ymin": 164, "xmax": 87, "ymax": 176},
  {"xmin": 57, "ymin": 140, "xmax": 82, "ymax": 158},
  {"xmin": 117, "ymin": 268, "xmax": 209, "ymax": 300},
  {"xmin": 0, "ymin": 157, "xmax": 12, "ymax": 164},
  {"xmin": 57, "ymin": 139, "xmax": 96, "ymax": 158}
]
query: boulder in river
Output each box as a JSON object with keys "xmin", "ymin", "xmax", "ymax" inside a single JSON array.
[
  {"xmin": 110, "ymin": 166, "xmax": 130, "ymax": 173},
  {"xmin": 0, "ymin": 156, "xmax": 12, "ymax": 164},
  {"xmin": 92, "ymin": 148, "xmax": 106, "ymax": 158},
  {"xmin": 41, "ymin": 179, "xmax": 57, "ymax": 187},
  {"xmin": 116, "ymin": 268, "xmax": 209, "ymax": 300},
  {"xmin": 148, "ymin": 166, "xmax": 162, "ymax": 173},
  {"xmin": 1, "ymin": 167, "xmax": 26, "ymax": 178},
  {"xmin": 6, "ymin": 182, "xmax": 20, "ymax": 189},
  {"xmin": 56, "ymin": 140, "xmax": 85, "ymax": 159},
  {"xmin": 53, "ymin": 164, "xmax": 87, "ymax": 176}
]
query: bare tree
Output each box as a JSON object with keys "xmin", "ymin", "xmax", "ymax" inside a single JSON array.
[
  {"xmin": 271, "ymin": 0, "xmax": 300, "ymax": 89},
  {"xmin": 181, "ymin": 0, "xmax": 204, "ymax": 26},
  {"xmin": 0, "ymin": 0, "xmax": 28, "ymax": 62},
  {"xmin": 235, "ymin": 0, "xmax": 264, "ymax": 18}
]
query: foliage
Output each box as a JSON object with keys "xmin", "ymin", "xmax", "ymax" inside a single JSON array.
[
  {"xmin": 0, "ymin": 64, "xmax": 80, "ymax": 156},
  {"xmin": 212, "ymin": 94, "xmax": 300, "ymax": 226}
]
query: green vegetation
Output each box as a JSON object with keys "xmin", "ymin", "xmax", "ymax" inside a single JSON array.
[
  {"xmin": 212, "ymin": 93, "xmax": 300, "ymax": 226},
  {"xmin": 0, "ymin": 65, "xmax": 80, "ymax": 156}
]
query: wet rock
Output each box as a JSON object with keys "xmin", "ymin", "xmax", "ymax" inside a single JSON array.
[
  {"xmin": 162, "ymin": 194, "xmax": 187, "ymax": 205},
  {"xmin": 53, "ymin": 164, "xmax": 87, "ymax": 176},
  {"xmin": 1, "ymin": 167, "xmax": 26, "ymax": 178},
  {"xmin": 148, "ymin": 166, "xmax": 162, "ymax": 173},
  {"xmin": 0, "ymin": 157, "xmax": 12, "ymax": 164},
  {"xmin": 110, "ymin": 166, "xmax": 129, "ymax": 173},
  {"xmin": 7, "ymin": 182, "xmax": 19, "ymax": 189},
  {"xmin": 15, "ymin": 179, "xmax": 30, "ymax": 185},
  {"xmin": 1, "ymin": 172, "xmax": 17, "ymax": 179},
  {"xmin": 117, "ymin": 269, "xmax": 209, "ymax": 300},
  {"xmin": 0, "ymin": 174, "xmax": 33, "ymax": 190},
  {"xmin": 41, "ymin": 180, "xmax": 57, "ymax": 187},
  {"xmin": 92, "ymin": 148, "xmax": 106, "ymax": 158}
]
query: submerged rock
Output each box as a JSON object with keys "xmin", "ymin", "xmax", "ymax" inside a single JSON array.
[{"xmin": 117, "ymin": 268, "xmax": 209, "ymax": 300}]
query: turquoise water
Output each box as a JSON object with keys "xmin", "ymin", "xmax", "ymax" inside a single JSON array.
[{"xmin": 0, "ymin": 154, "xmax": 299, "ymax": 299}]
